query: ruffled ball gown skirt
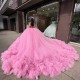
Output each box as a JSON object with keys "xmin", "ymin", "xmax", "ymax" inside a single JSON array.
[{"xmin": 1, "ymin": 27, "xmax": 79, "ymax": 79}]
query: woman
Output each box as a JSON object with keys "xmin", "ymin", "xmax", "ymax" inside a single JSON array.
[{"xmin": 1, "ymin": 18, "xmax": 79, "ymax": 80}]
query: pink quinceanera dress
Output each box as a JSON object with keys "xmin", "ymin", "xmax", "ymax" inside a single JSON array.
[{"xmin": 1, "ymin": 26, "xmax": 79, "ymax": 79}]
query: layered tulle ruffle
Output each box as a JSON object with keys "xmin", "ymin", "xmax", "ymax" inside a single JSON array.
[{"xmin": 1, "ymin": 28, "xmax": 79, "ymax": 79}]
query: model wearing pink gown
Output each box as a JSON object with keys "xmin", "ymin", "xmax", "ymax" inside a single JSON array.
[{"xmin": 1, "ymin": 23, "xmax": 79, "ymax": 79}]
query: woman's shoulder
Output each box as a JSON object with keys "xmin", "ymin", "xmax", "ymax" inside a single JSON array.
[
  {"xmin": 25, "ymin": 27, "xmax": 37, "ymax": 31},
  {"xmin": 26, "ymin": 25, "xmax": 37, "ymax": 28}
]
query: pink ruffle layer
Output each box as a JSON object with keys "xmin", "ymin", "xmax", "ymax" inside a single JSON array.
[{"xmin": 1, "ymin": 27, "xmax": 79, "ymax": 79}]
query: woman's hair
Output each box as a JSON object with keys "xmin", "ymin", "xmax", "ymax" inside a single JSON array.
[
  {"xmin": 31, "ymin": 18, "xmax": 34, "ymax": 26},
  {"xmin": 28, "ymin": 17, "xmax": 34, "ymax": 27}
]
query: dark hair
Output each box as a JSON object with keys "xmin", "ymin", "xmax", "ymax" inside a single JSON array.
[
  {"xmin": 28, "ymin": 18, "xmax": 34, "ymax": 27},
  {"xmin": 31, "ymin": 18, "xmax": 34, "ymax": 26}
]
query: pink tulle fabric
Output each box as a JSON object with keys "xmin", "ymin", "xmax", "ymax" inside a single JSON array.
[{"xmin": 1, "ymin": 27, "xmax": 79, "ymax": 79}]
